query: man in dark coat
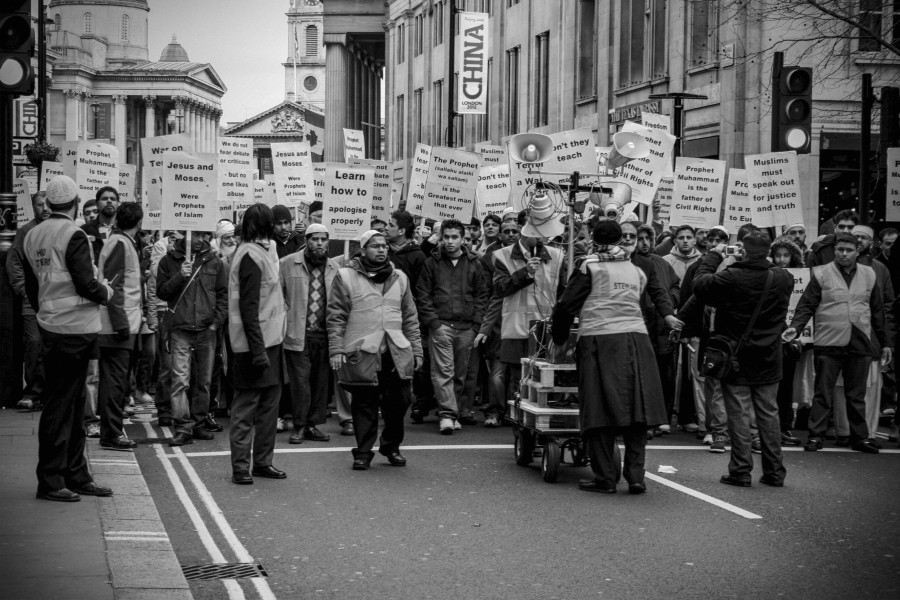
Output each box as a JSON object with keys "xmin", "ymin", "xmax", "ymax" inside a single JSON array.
[
  {"xmin": 691, "ymin": 232, "xmax": 793, "ymax": 487},
  {"xmin": 807, "ymin": 209, "xmax": 858, "ymax": 267},
  {"xmin": 272, "ymin": 204, "xmax": 304, "ymax": 258},
  {"xmin": 81, "ymin": 186, "xmax": 120, "ymax": 264}
]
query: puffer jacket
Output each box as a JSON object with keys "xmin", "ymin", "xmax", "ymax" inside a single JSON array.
[
  {"xmin": 156, "ymin": 240, "xmax": 228, "ymax": 332},
  {"xmin": 415, "ymin": 246, "xmax": 488, "ymax": 331}
]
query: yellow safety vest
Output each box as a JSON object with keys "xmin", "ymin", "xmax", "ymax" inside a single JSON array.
[
  {"xmin": 338, "ymin": 267, "xmax": 411, "ymax": 354},
  {"xmin": 98, "ymin": 233, "xmax": 142, "ymax": 335},
  {"xmin": 579, "ymin": 261, "xmax": 647, "ymax": 336},
  {"xmin": 23, "ymin": 216, "xmax": 102, "ymax": 334},
  {"xmin": 228, "ymin": 242, "xmax": 286, "ymax": 352},
  {"xmin": 812, "ymin": 262, "xmax": 876, "ymax": 347},
  {"xmin": 494, "ymin": 244, "xmax": 563, "ymax": 340}
]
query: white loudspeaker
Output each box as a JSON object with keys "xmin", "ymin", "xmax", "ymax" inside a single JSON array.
[
  {"xmin": 589, "ymin": 182, "xmax": 633, "ymax": 218},
  {"xmin": 507, "ymin": 133, "xmax": 555, "ymax": 163},
  {"xmin": 606, "ymin": 132, "xmax": 651, "ymax": 172}
]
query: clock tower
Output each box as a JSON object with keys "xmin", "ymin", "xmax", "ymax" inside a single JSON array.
[{"xmin": 284, "ymin": 0, "xmax": 325, "ymax": 111}]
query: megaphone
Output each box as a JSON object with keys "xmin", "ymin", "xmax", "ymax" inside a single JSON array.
[
  {"xmin": 589, "ymin": 181, "xmax": 633, "ymax": 219},
  {"xmin": 606, "ymin": 132, "xmax": 651, "ymax": 172},
  {"xmin": 507, "ymin": 132, "xmax": 555, "ymax": 164}
]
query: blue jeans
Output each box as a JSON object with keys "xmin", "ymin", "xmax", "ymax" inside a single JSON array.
[
  {"xmin": 722, "ymin": 382, "xmax": 786, "ymax": 482},
  {"xmin": 428, "ymin": 325, "xmax": 476, "ymax": 420},
  {"xmin": 169, "ymin": 328, "xmax": 217, "ymax": 434}
]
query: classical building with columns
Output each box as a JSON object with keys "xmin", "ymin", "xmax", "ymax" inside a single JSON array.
[{"xmin": 47, "ymin": 0, "xmax": 225, "ymax": 173}]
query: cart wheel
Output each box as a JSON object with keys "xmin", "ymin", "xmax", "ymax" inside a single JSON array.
[
  {"xmin": 541, "ymin": 440, "xmax": 561, "ymax": 483},
  {"xmin": 514, "ymin": 428, "xmax": 535, "ymax": 466},
  {"xmin": 614, "ymin": 443, "xmax": 623, "ymax": 482}
]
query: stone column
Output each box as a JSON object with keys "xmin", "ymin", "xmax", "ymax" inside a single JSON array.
[
  {"xmin": 212, "ymin": 111, "xmax": 220, "ymax": 150},
  {"xmin": 112, "ymin": 95, "xmax": 127, "ymax": 159},
  {"xmin": 325, "ymin": 35, "xmax": 352, "ymax": 162},
  {"xmin": 191, "ymin": 103, "xmax": 200, "ymax": 152},
  {"xmin": 200, "ymin": 107, "xmax": 209, "ymax": 153},
  {"xmin": 143, "ymin": 95, "xmax": 157, "ymax": 138},
  {"xmin": 64, "ymin": 90, "xmax": 80, "ymax": 140}
]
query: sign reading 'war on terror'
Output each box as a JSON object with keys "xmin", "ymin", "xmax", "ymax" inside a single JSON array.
[{"xmin": 745, "ymin": 151, "xmax": 804, "ymax": 228}]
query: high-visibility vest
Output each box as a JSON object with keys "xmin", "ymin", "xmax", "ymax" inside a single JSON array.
[
  {"xmin": 812, "ymin": 261, "xmax": 876, "ymax": 347},
  {"xmin": 98, "ymin": 232, "xmax": 142, "ymax": 335},
  {"xmin": 338, "ymin": 267, "xmax": 411, "ymax": 353},
  {"xmin": 228, "ymin": 242, "xmax": 286, "ymax": 352},
  {"xmin": 23, "ymin": 216, "xmax": 102, "ymax": 334},
  {"xmin": 579, "ymin": 261, "xmax": 648, "ymax": 337},
  {"xmin": 494, "ymin": 244, "xmax": 563, "ymax": 339}
]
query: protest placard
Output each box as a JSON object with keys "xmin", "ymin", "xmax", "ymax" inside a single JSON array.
[
  {"xmin": 265, "ymin": 180, "xmax": 278, "ymax": 207},
  {"xmin": 406, "ymin": 144, "xmax": 432, "ymax": 215},
  {"xmin": 140, "ymin": 134, "xmax": 191, "ymax": 170},
  {"xmin": 722, "ymin": 168, "xmax": 751, "ymax": 235},
  {"xmin": 40, "ymin": 161, "xmax": 64, "ymax": 191},
  {"xmin": 595, "ymin": 146, "xmax": 611, "ymax": 171},
  {"xmin": 322, "ymin": 165, "xmax": 375, "ymax": 241},
  {"xmin": 350, "ymin": 158, "xmax": 392, "ymax": 224},
  {"xmin": 475, "ymin": 164, "xmax": 510, "ymax": 217},
  {"xmin": 118, "ymin": 164, "xmax": 136, "ymax": 202},
  {"xmin": 641, "ymin": 112, "xmax": 671, "ymax": 133},
  {"xmin": 669, "ymin": 157, "xmax": 726, "ymax": 229},
  {"xmin": 218, "ymin": 200, "xmax": 233, "ymax": 222},
  {"xmin": 160, "ymin": 151, "xmax": 218, "ymax": 232},
  {"xmin": 61, "ymin": 141, "xmax": 78, "ymax": 178},
  {"xmin": 271, "ymin": 141, "xmax": 315, "ymax": 206},
  {"xmin": 142, "ymin": 166, "xmax": 163, "ymax": 230},
  {"xmin": 508, "ymin": 128, "xmax": 595, "ymax": 211},
  {"xmin": 217, "ymin": 137, "xmax": 253, "ymax": 169},
  {"xmin": 390, "ymin": 181, "xmax": 404, "ymax": 209},
  {"xmin": 313, "ymin": 163, "xmax": 327, "ymax": 203},
  {"xmin": 14, "ymin": 178, "xmax": 32, "ymax": 225},
  {"xmin": 422, "ymin": 146, "xmax": 481, "ymax": 222},
  {"xmin": 619, "ymin": 121, "xmax": 676, "ymax": 205},
  {"xmin": 887, "ymin": 148, "xmax": 900, "ymax": 221},
  {"xmin": 745, "ymin": 151, "xmax": 804, "ymax": 228},
  {"xmin": 74, "ymin": 142, "xmax": 119, "ymax": 202},
  {"xmin": 343, "ymin": 129, "xmax": 366, "ymax": 160},
  {"xmin": 219, "ymin": 167, "xmax": 253, "ymax": 214},
  {"xmin": 653, "ymin": 177, "xmax": 674, "ymax": 228},
  {"xmin": 20, "ymin": 169, "xmax": 37, "ymax": 197},
  {"xmin": 474, "ymin": 143, "xmax": 506, "ymax": 165},
  {"xmin": 787, "ymin": 268, "xmax": 814, "ymax": 344}
]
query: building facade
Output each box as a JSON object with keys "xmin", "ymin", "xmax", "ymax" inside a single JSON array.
[{"xmin": 284, "ymin": 0, "xmax": 326, "ymax": 110}]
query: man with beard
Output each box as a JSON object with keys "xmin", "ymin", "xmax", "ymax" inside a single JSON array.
[
  {"xmin": 82, "ymin": 186, "xmax": 120, "ymax": 264},
  {"xmin": 272, "ymin": 204, "xmax": 304, "ymax": 258},
  {"xmin": 281, "ymin": 224, "xmax": 341, "ymax": 444}
]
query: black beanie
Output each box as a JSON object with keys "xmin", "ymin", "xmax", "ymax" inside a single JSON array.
[
  {"xmin": 272, "ymin": 204, "xmax": 292, "ymax": 222},
  {"xmin": 592, "ymin": 219, "xmax": 622, "ymax": 245}
]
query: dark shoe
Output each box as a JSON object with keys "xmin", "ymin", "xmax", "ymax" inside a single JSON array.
[
  {"xmin": 288, "ymin": 433, "xmax": 303, "ymax": 444},
  {"xmin": 458, "ymin": 414, "xmax": 477, "ymax": 426},
  {"xmin": 851, "ymin": 440, "xmax": 880, "ymax": 454},
  {"xmin": 759, "ymin": 474, "xmax": 784, "ymax": 487},
  {"xmin": 720, "ymin": 474, "xmax": 751, "ymax": 487},
  {"xmin": 383, "ymin": 451, "xmax": 407, "ymax": 467},
  {"xmin": 835, "ymin": 436, "xmax": 850, "ymax": 447},
  {"xmin": 781, "ymin": 431, "xmax": 802, "ymax": 446},
  {"xmin": 868, "ymin": 438, "xmax": 884, "ymax": 450},
  {"xmin": 751, "ymin": 438, "xmax": 762, "ymax": 454},
  {"xmin": 352, "ymin": 457, "xmax": 371, "ymax": 470},
  {"xmin": 72, "ymin": 482, "xmax": 113, "ymax": 497},
  {"xmin": 36, "ymin": 488, "xmax": 80, "ymax": 502},
  {"xmin": 157, "ymin": 417, "xmax": 172, "ymax": 427},
  {"xmin": 340, "ymin": 422, "xmax": 355, "ymax": 436},
  {"xmin": 578, "ymin": 479, "xmax": 616, "ymax": 494},
  {"xmin": 202, "ymin": 416, "xmax": 224, "ymax": 432},
  {"xmin": 232, "ymin": 471, "xmax": 253, "ymax": 485},
  {"xmin": 251, "ymin": 465, "xmax": 287, "ymax": 479},
  {"xmin": 804, "ymin": 437, "xmax": 823, "ymax": 452},
  {"xmin": 628, "ymin": 482, "xmax": 647, "ymax": 495},
  {"xmin": 192, "ymin": 429, "xmax": 214, "ymax": 441},
  {"xmin": 169, "ymin": 432, "xmax": 193, "ymax": 446},
  {"xmin": 709, "ymin": 438, "xmax": 727, "ymax": 454},
  {"xmin": 302, "ymin": 426, "xmax": 331, "ymax": 442},
  {"xmin": 100, "ymin": 436, "xmax": 137, "ymax": 451},
  {"xmin": 410, "ymin": 410, "xmax": 424, "ymax": 424}
]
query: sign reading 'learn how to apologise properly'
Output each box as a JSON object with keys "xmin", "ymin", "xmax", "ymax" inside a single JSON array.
[{"xmin": 323, "ymin": 165, "xmax": 375, "ymax": 241}]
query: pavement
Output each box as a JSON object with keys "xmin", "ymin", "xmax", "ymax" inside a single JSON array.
[{"xmin": 0, "ymin": 407, "xmax": 192, "ymax": 600}]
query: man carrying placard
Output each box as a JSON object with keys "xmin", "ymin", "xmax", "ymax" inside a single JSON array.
[{"xmin": 82, "ymin": 186, "xmax": 120, "ymax": 264}]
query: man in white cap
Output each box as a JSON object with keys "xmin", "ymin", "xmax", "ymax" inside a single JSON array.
[
  {"xmin": 281, "ymin": 223, "xmax": 343, "ymax": 443},
  {"xmin": 22, "ymin": 175, "xmax": 114, "ymax": 501},
  {"xmin": 783, "ymin": 223, "xmax": 809, "ymax": 264}
]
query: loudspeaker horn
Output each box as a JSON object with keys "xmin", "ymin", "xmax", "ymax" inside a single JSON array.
[
  {"xmin": 606, "ymin": 132, "xmax": 651, "ymax": 172},
  {"xmin": 507, "ymin": 132, "xmax": 555, "ymax": 164}
]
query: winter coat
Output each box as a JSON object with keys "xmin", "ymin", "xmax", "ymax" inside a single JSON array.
[
  {"xmin": 415, "ymin": 247, "xmax": 488, "ymax": 331},
  {"xmin": 388, "ymin": 239, "xmax": 427, "ymax": 290},
  {"xmin": 662, "ymin": 246, "xmax": 702, "ymax": 283},
  {"xmin": 275, "ymin": 232, "xmax": 304, "ymax": 258},
  {"xmin": 156, "ymin": 241, "xmax": 228, "ymax": 333},
  {"xmin": 280, "ymin": 252, "xmax": 340, "ymax": 352}
]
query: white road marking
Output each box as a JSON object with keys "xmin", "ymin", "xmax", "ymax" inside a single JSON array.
[
  {"xmin": 105, "ymin": 531, "xmax": 167, "ymax": 536},
  {"xmin": 645, "ymin": 473, "xmax": 764, "ymax": 520}
]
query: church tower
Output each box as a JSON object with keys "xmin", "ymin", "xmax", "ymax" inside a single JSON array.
[{"xmin": 284, "ymin": 0, "xmax": 325, "ymax": 111}]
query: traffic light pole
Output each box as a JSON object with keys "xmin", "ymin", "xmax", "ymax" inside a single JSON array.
[
  {"xmin": 771, "ymin": 52, "xmax": 783, "ymax": 153},
  {"xmin": 861, "ymin": 73, "xmax": 874, "ymax": 224}
]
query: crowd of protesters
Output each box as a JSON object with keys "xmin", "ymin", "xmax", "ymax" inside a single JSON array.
[{"xmin": 8, "ymin": 175, "xmax": 898, "ymax": 501}]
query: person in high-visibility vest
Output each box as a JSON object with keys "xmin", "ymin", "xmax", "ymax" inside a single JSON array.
[{"xmin": 22, "ymin": 175, "xmax": 114, "ymax": 502}]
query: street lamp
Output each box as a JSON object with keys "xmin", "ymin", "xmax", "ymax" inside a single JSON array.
[
  {"xmin": 648, "ymin": 92, "xmax": 709, "ymax": 158},
  {"xmin": 90, "ymin": 100, "xmax": 100, "ymax": 139},
  {"xmin": 175, "ymin": 103, "xmax": 184, "ymax": 133}
]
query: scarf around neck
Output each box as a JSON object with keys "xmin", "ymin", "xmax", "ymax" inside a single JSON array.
[{"xmin": 357, "ymin": 255, "xmax": 394, "ymax": 283}]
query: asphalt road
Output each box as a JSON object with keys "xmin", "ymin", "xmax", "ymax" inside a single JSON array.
[{"xmin": 129, "ymin": 415, "xmax": 900, "ymax": 600}]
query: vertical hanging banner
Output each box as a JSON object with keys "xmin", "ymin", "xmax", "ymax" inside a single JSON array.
[
  {"xmin": 342, "ymin": 129, "xmax": 366, "ymax": 160},
  {"xmin": 619, "ymin": 121, "xmax": 676, "ymax": 205},
  {"xmin": 217, "ymin": 137, "xmax": 253, "ymax": 169},
  {"xmin": 406, "ymin": 143, "xmax": 432, "ymax": 215},
  {"xmin": 118, "ymin": 164, "xmax": 137, "ymax": 203},
  {"xmin": 15, "ymin": 178, "xmax": 33, "ymax": 225},
  {"xmin": 722, "ymin": 168, "xmax": 751, "ymax": 235},
  {"xmin": 509, "ymin": 128, "xmax": 595, "ymax": 211},
  {"xmin": 786, "ymin": 268, "xmax": 815, "ymax": 344},
  {"xmin": 475, "ymin": 164, "xmax": 511, "ymax": 218},
  {"xmin": 474, "ymin": 143, "xmax": 506, "ymax": 165},
  {"xmin": 40, "ymin": 161, "xmax": 64, "ymax": 191},
  {"xmin": 271, "ymin": 141, "xmax": 315, "ymax": 206},
  {"xmin": 745, "ymin": 151, "xmax": 804, "ymax": 228},
  {"xmin": 74, "ymin": 142, "xmax": 119, "ymax": 202},
  {"xmin": 160, "ymin": 151, "xmax": 218, "ymax": 232},
  {"xmin": 422, "ymin": 146, "xmax": 481, "ymax": 222},
  {"xmin": 887, "ymin": 148, "xmax": 900, "ymax": 221},
  {"xmin": 669, "ymin": 157, "xmax": 726, "ymax": 229},
  {"xmin": 350, "ymin": 157, "xmax": 392, "ymax": 224},
  {"xmin": 456, "ymin": 11, "xmax": 489, "ymax": 114},
  {"xmin": 323, "ymin": 165, "xmax": 375, "ymax": 241}
]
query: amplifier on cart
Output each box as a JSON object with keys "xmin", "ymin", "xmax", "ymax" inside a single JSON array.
[{"xmin": 528, "ymin": 319, "xmax": 578, "ymax": 363}]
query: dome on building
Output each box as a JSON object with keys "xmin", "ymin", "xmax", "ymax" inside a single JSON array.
[{"xmin": 159, "ymin": 35, "xmax": 189, "ymax": 62}]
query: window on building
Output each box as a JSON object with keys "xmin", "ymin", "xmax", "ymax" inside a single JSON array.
[
  {"xmin": 618, "ymin": 0, "xmax": 644, "ymax": 86},
  {"xmin": 83, "ymin": 12, "xmax": 93, "ymax": 34},
  {"xmin": 534, "ymin": 32, "xmax": 549, "ymax": 127},
  {"xmin": 467, "ymin": 0, "xmax": 490, "ymax": 12},
  {"xmin": 508, "ymin": 0, "xmax": 520, "ymax": 7},
  {"xmin": 651, "ymin": 0, "xmax": 667, "ymax": 77},
  {"xmin": 478, "ymin": 58, "xmax": 492, "ymax": 141},
  {"xmin": 577, "ymin": 1, "xmax": 596, "ymax": 99},
  {"xmin": 397, "ymin": 94, "xmax": 405, "ymax": 157},
  {"xmin": 396, "ymin": 23, "xmax": 405, "ymax": 64},
  {"xmin": 306, "ymin": 25, "xmax": 318, "ymax": 56},
  {"xmin": 121, "ymin": 15, "xmax": 129, "ymax": 42},
  {"xmin": 414, "ymin": 13, "xmax": 424, "ymax": 56},
  {"xmin": 434, "ymin": 0, "xmax": 444, "ymax": 46},
  {"xmin": 304, "ymin": 76, "xmax": 317, "ymax": 91},
  {"xmin": 433, "ymin": 79, "xmax": 444, "ymax": 144},
  {"xmin": 54, "ymin": 13, "xmax": 60, "ymax": 31},
  {"xmin": 689, "ymin": 0, "xmax": 718, "ymax": 67},
  {"xmin": 859, "ymin": 0, "xmax": 883, "ymax": 51},
  {"xmin": 414, "ymin": 88, "xmax": 423, "ymax": 144},
  {"xmin": 506, "ymin": 46, "xmax": 520, "ymax": 134}
]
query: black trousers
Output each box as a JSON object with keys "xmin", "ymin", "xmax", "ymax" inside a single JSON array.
[
  {"xmin": 99, "ymin": 343, "xmax": 133, "ymax": 443},
  {"xmin": 345, "ymin": 351, "xmax": 411, "ymax": 459},
  {"xmin": 285, "ymin": 334, "xmax": 330, "ymax": 429},
  {"xmin": 229, "ymin": 384, "xmax": 280, "ymax": 473},
  {"xmin": 656, "ymin": 352, "xmax": 676, "ymax": 422},
  {"xmin": 810, "ymin": 352, "xmax": 871, "ymax": 443},
  {"xmin": 36, "ymin": 330, "xmax": 95, "ymax": 493},
  {"xmin": 776, "ymin": 350, "xmax": 800, "ymax": 432},
  {"xmin": 584, "ymin": 425, "xmax": 647, "ymax": 487}
]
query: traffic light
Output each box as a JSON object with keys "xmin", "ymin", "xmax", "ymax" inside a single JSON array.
[
  {"xmin": 773, "ymin": 66, "xmax": 813, "ymax": 154},
  {"xmin": 0, "ymin": 1, "xmax": 35, "ymax": 96}
]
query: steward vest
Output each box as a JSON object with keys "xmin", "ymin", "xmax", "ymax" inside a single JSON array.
[
  {"xmin": 228, "ymin": 242, "xmax": 286, "ymax": 353},
  {"xmin": 812, "ymin": 262, "xmax": 876, "ymax": 347},
  {"xmin": 98, "ymin": 233, "xmax": 142, "ymax": 335},
  {"xmin": 579, "ymin": 261, "xmax": 648, "ymax": 337},
  {"xmin": 23, "ymin": 216, "xmax": 101, "ymax": 334},
  {"xmin": 338, "ymin": 267, "xmax": 412, "ymax": 354},
  {"xmin": 494, "ymin": 244, "xmax": 563, "ymax": 340}
]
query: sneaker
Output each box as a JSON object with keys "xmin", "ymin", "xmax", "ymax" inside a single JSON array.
[
  {"xmin": 16, "ymin": 398, "xmax": 34, "ymax": 410},
  {"xmin": 138, "ymin": 392, "xmax": 153, "ymax": 404},
  {"xmin": 439, "ymin": 418, "xmax": 454, "ymax": 435},
  {"xmin": 804, "ymin": 437, "xmax": 823, "ymax": 452},
  {"xmin": 85, "ymin": 423, "xmax": 101, "ymax": 438},
  {"xmin": 657, "ymin": 424, "xmax": 671, "ymax": 435},
  {"xmin": 684, "ymin": 423, "xmax": 700, "ymax": 433},
  {"xmin": 127, "ymin": 396, "xmax": 135, "ymax": 408},
  {"xmin": 484, "ymin": 415, "xmax": 499, "ymax": 428},
  {"xmin": 709, "ymin": 439, "xmax": 726, "ymax": 453},
  {"xmin": 751, "ymin": 438, "xmax": 762, "ymax": 454},
  {"xmin": 276, "ymin": 418, "xmax": 286, "ymax": 432},
  {"xmin": 701, "ymin": 433, "xmax": 713, "ymax": 445},
  {"xmin": 453, "ymin": 419, "xmax": 462, "ymax": 431}
]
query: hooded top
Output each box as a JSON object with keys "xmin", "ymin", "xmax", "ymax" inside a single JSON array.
[{"xmin": 662, "ymin": 245, "xmax": 702, "ymax": 283}]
